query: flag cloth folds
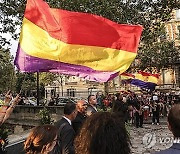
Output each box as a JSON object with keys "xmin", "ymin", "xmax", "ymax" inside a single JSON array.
[
  {"xmin": 120, "ymin": 72, "xmax": 135, "ymax": 84},
  {"xmin": 14, "ymin": 0, "xmax": 143, "ymax": 82},
  {"xmin": 120, "ymin": 72, "xmax": 135, "ymax": 80},
  {"xmin": 130, "ymin": 71, "xmax": 160, "ymax": 90}
]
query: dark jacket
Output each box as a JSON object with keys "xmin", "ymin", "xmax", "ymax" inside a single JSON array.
[
  {"xmin": 112, "ymin": 99, "xmax": 128, "ymax": 118},
  {"xmin": 54, "ymin": 117, "xmax": 75, "ymax": 154},
  {"xmin": 155, "ymin": 143, "xmax": 180, "ymax": 154},
  {"xmin": 72, "ymin": 112, "xmax": 86, "ymax": 135},
  {"xmin": 86, "ymin": 104, "xmax": 97, "ymax": 116}
]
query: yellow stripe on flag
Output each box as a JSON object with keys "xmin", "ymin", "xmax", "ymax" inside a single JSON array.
[{"xmin": 20, "ymin": 18, "xmax": 137, "ymax": 72}]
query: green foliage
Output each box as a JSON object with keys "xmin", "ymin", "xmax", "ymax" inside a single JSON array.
[
  {"xmin": 15, "ymin": 71, "xmax": 36, "ymax": 95},
  {"xmin": 39, "ymin": 72, "xmax": 57, "ymax": 86},
  {"xmin": 0, "ymin": 48, "xmax": 15, "ymax": 93},
  {"xmin": 39, "ymin": 107, "xmax": 52, "ymax": 124},
  {"xmin": 136, "ymin": 41, "xmax": 180, "ymax": 71},
  {"xmin": 0, "ymin": 124, "xmax": 9, "ymax": 152}
]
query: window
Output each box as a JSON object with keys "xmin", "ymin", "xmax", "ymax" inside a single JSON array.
[
  {"xmin": 88, "ymin": 87, "xmax": 97, "ymax": 95},
  {"xmin": 176, "ymin": 9, "xmax": 180, "ymax": 20},
  {"xmin": 178, "ymin": 25, "xmax": 180, "ymax": 39},
  {"xmin": 67, "ymin": 88, "xmax": 76, "ymax": 97}
]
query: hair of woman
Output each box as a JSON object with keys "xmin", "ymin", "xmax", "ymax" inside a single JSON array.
[
  {"xmin": 24, "ymin": 124, "xmax": 57, "ymax": 154},
  {"xmin": 75, "ymin": 112, "xmax": 131, "ymax": 154}
]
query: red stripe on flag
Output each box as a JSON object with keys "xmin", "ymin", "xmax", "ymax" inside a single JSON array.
[
  {"xmin": 24, "ymin": 0, "xmax": 143, "ymax": 53},
  {"xmin": 121, "ymin": 72, "xmax": 135, "ymax": 78}
]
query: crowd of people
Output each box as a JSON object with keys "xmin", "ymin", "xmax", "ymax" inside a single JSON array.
[
  {"xmin": 0, "ymin": 90, "xmax": 180, "ymax": 154},
  {"xmin": 97, "ymin": 90, "xmax": 180, "ymax": 128}
]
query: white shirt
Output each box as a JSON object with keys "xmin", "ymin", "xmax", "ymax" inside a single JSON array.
[
  {"xmin": 62, "ymin": 116, "xmax": 71, "ymax": 125},
  {"xmin": 92, "ymin": 105, "xmax": 98, "ymax": 112}
]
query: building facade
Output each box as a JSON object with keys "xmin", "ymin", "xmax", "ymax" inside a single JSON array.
[
  {"xmin": 45, "ymin": 75, "xmax": 104, "ymax": 101},
  {"xmin": 163, "ymin": 9, "xmax": 180, "ymax": 89}
]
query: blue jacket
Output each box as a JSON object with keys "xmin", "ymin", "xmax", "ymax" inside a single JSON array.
[{"xmin": 155, "ymin": 143, "xmax": 180, "ymax": 154}]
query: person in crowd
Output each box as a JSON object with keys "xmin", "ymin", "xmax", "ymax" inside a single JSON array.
[
  {"xmin": 96, "ymin": 92, "xmax": 102, "ymax": 108},
  {"xmin": 103, "ymin": 96, "xmax": 110, "ymax": 110},
  {"xmin": 155, "ymin": 104, "xmax": 180, "ymax": 154},
  {"xmin": 48, "ymin": 96, "xmax": 55, "ymax": 106},
  {"xmin": 53, "ymin": 102, "xmax": 77, "ymax": 154},
  {"xmin": 18, "ymin": 97, "xmax": 25, "ymax": 105},
  {"xmin": 159, "ymin": 99, "xmax": 164, "ymax": 117},
  {"xmin": 86, "ymin": 95, "xmax": 97, "ymax": 116},
  {"xmin": 74, "ymin": 112, "xmax": 131, "ymax": 154},
  {"xmin": 72, "ymin": 100, "xmax": 87, "ymax": 135},
  {"xmin": 126, "ymin": 91, "xmax": 135, "ymax": 124},
  {"xmin": 150, "ymin": 100, "xmax": 160, "ymax": 125},
  {"xmin": 112, "ymin": 93, "xmax": 128, "ymax": 122},
  {"xmin": 138, "ymin": 101, "xmax": 144, "ymax": 128},
  {"xmin": 0, "ymin": 90, "xmax": 21, "ymax": 126},
  {"xmin": 143, "ymin": 98, "xmax": 150, "ymax": 121},
  {"xmin": 133, "ymin": 94, "xmax": 142, "ymax": 128},
  {"xmin": 24, "ymin": 124, "xmax": 57, "ymax": 154},
  {"xmin": 55, "ymin": 94, "xmax": 60, "ymax": 106}
]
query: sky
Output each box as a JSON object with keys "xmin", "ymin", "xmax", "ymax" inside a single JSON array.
[
  {"xmin": 2, "ymin": 30, "xmax": 19, "ymax": 59},
  {"xmin": 10, "ymin": 39, "xmax": 19, "ymax": 58}
]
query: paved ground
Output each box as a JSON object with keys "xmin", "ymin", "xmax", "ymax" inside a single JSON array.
[{"xmin": 130, "ymin": 118, "xmax": 173, "ymax": 154}]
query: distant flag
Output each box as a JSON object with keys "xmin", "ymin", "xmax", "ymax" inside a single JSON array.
[
  {"xmin": 14, "ymin": 0, "xmax": 143, "ymax": 82},
  {"xmin": 120, "ymin": 72, "xmax": 135, "ymax": 80},
  {"xmin": 120, "ymin": 72, "xmax": 135, "ymax": 84},
  {"xmin": 131, "ymin": 71, "xmax": 160, "ymax": 90}
]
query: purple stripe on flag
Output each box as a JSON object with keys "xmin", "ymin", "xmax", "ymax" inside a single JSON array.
[
  {"xmin": 130, "ymin": 79, "xmax": 157, "ymax": 90},
  {"xmin": 14, "ymin": 44, "xmax": 118, "ymax": 82}
]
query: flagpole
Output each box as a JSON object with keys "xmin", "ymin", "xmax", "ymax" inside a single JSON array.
[{"xmin": 37, "ymin": 72, "xmax": 39, "ymax": 106}]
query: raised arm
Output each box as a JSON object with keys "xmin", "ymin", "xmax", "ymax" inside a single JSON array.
[{"xmin": 0, "ymin": 92, "xmax": 21, "ymax": 126}]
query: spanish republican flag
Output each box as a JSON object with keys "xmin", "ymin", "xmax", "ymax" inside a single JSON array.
[
  {"xmin": 14, "ymin": 0, "xmax": 143, "ymax": 82},
  {"xmin": 120, "ymin": 72, "xmax": 135, "ymax": 80},
  {"xmin": 120, "ymin": 72, "xmax": 135, "ymax": 84},
  {"xmin": 131, "ymin": 71, "xmax": 160, "ymax": 90}
]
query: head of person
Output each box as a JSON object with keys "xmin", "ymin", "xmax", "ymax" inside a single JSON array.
[
  {"xmin": 168, "ymin": 104, "xmax": 180, "ymax": 138},
  {"xmin": 115, "ymin": 93, "xmax": 123, "ymax": 101},
  {"xmin": 64, "ymin": 102, "xmax": 77, "ymax": 121},
  {"xmin": 24, "ymin": 124, "xmax": 57, "ymax": 154},
  {"xmin": 88, "ymin": 95, "xmax": 97, "ymax": 106},
  {"xmin": 75, "ymin": 112, "xmax": 131, "ymax": 154},
  {"xmin": 76, "ymin": 100, "xmax": 87, "ymax": 114}
]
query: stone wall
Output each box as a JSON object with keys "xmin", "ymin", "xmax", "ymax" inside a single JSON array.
[{"xmin": 5, "ymin": 105, "xmax": 64, "ymax": 133}]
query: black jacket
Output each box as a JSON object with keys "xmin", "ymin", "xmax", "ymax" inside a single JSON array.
[
  {"xmin": 112, "ymin": 99, "xmax": 128, "ymax": 121},
  {"xmin": 72, "ymin": 112, "xmax": 87, "ymax": 135},
  {"xmin": 54, "ymin": 117, "xmax": 75, "ymax": 154}
]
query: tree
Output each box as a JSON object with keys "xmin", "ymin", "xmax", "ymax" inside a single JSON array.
[
  {"xmin": 136, "ymin": 41, "xmax": 180, "ymax": 72},
  {"xmin": 0, "ymin": 48, "xmax": 15, "ymax": 93},
  {"xmin": 39, "ymin": 72, "xmax": 57, "ymax": 86},
  {"xmin": 15, "ymin": 71, "xmax": 36, "ymax": 96},
  {"xmin": 15, "ymin": 71, "xmax": 58, "ymax": 98},
  {"xmin": 0, "ymin": 0, "xmax": 179, "ymax": 72},
  {"xmin": 39, "ymin": 72, "xmax": 57, "ymax": 98}
]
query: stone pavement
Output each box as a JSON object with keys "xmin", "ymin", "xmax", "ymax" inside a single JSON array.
[
  {"xmin": 6, "ymin": 130, "xmax": 30, "ymax": 154},
  {"xmin": 130, "ymin": 118, "xmax": 173, "ymax": 154}
]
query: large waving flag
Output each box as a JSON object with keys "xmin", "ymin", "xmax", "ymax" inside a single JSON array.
[
  {"xmin": 131, "ymin": 71, "xmax": 160, "ymax": 90},
  {"xmin": 14, "ymin": 0, "xmax": 143, "ymax": 82}
]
